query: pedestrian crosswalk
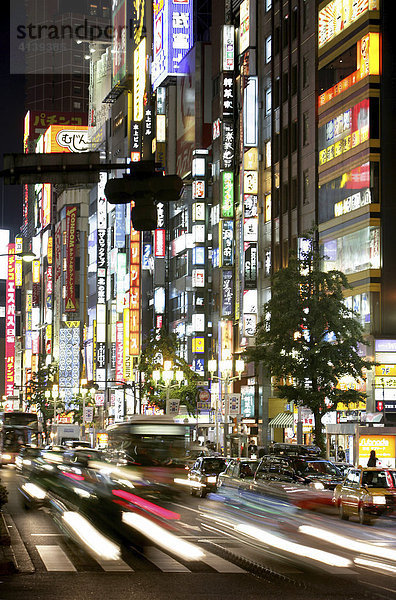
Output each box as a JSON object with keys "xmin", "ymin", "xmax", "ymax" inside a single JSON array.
[{"xmin": 24, "ymin": 542, "xmax": 247, "ymax": 574}]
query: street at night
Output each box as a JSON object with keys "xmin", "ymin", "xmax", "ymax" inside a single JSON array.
[{"xmin": 1, "ymin": 1, "xmax": 396, "ymax": 599}]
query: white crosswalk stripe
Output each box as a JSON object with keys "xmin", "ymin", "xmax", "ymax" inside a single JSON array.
[
  {"xmin": 95, "ymin": 558, "xmax": 134, "ymax": 571},
  {"xmin": 200, "ymin": 552, "xmax": 246, "ymax": 573},
  {"xmin": 144, "ymin": 546, "xmax": 191, "ymax": 572},
  {"xmin": 33, "ymin": 542, "xmax": 245, "ymax": 574},
  {"xmin": 36, "ymin": 545, "xmax": 76, "ymax": 572}
]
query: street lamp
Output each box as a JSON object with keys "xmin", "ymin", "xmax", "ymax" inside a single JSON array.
[
  {"xmin": 208, "ymin": 357, "xmax": 245, "ymax": 456},
  {"xmin": 152, "ymin": 361, "xmax": 185, "ymax": 414},
  {"xmin": 0, "ymin": 250, "xmax": 37, "ymax": 262}
]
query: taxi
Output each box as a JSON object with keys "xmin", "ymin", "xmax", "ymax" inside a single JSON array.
[{"xmin": 333, "ymin": 467, "xmax": 396, "ymax": 524}]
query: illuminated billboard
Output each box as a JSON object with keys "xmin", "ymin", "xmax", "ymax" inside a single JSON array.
[
  {"xmin": 152, "ymin": 0, "xmax": 194, "ymax": 90},
  {"xmin": 5, "ymin": 245, "xmax": 15, "ymax": 397},
  {"xmin": 44, "ymin": 125, "xmax": 89, "ymax": 153},
  {"xmin": 112, "ymin": 0, "xmax": 127, "ymax": 85},
  {"xmin": 318, "ymin": 32, "xmax": 380, "ymax": 107},
  {"xmin": 134, "ymin": 37, "xmax": 147, "ymax": 122},
  {"xmin": 318, "ymin": 0, "xmax": 379, "ymax": 50},
  {"xmin": 318, "ymin": 99, "xmax": 370, "ymax": 166},
  {"xmin": 65, "ymin": 206, "xmax": 77, "ymax": 312},
  {"xmin": 130, "ymin": 220, "xmax": 141, "ymax": 357},
  {"xmin": 221, "ymin": 171, "xmax": 234, "ymax": 217}
]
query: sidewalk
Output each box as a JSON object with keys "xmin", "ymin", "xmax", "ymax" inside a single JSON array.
[{"xmin": 0, "ymin": 512, "xmax": 17, "ymax": 574}]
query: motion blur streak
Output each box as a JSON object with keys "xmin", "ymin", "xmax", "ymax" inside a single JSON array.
[
  {"xmin": 61, "ymin": 471, "xmax": 85, "ymax": 482},
  {"xmin": 234, "ymin": 524, "xmax": 352, "ymax": 568},
  {"xmin": 122, "ymin": 513, "xmax": 205, "ymax": 561},
  {"xmin": 354, "ymin": 557, "xmax": 396, "ymax": 573},
  {"xmin": 174, "ymin": 478, "xmax": 203, "ymax": 488},
  {"xmin": 299, "ymin": 525, "xmax": 396, "ymax": 563},
  {"xmin": 111, "ymin": 490, "xmax": 180, "ymax": 520},
  {"xmin": 21, "ymin": 482, "xmax": 46, "ymax": 500},
  {"xmin": 73, "ymin": 487, "xmax": 91, "ymax": 498},
  {"xmin": 62, "ymin": 511, "xmax": 120, "ymax": 560}
]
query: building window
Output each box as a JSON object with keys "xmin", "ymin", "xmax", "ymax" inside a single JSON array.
[
  {"xmin": 265, "ymin": 36, "xmax": 272, "ymax": 63},
  {"xmin": 282, "ymin": 17, "xmax": 289, "ymax": 48},
  {"xmin": 282, "ymin": 127, "xmax": 288, "ymax": 158},
  {"xmin": 291, "ymin": 177, "xmax": 297, "ymax": 209},
  {"xmin": 282, "ymin": 72, "xmax": 288, "ymax": 103},
  {"xmin": 265, "ymin": 88, "xmax": 272, "ymax": 115},
  {"xmin": 291, "ymin": 64, "xmax": 298, "ymax": 95},
  {"xmin": 292, "ymin": 8, "xmax": 298, "ymax": 40},
  {"xmin": 274, "ymin": 26, "xmax": 280, "ymax": 55},
  {"xmin": 282, "ymin": 183, "xmax": 289, "ymax": 213},
  {"xmin": 303, "ymin": 112, "xmax": 309, "ymax": 145},
  {"xmin": 265, "ymin": 141, "xmax": 271, "ymax": 167},
  {"xmin": 73, "ymin": 101, "xmax": 81, "ymax": 109},
  {"xmin": 291, "ymin": 120, "xmax": 298, "ymax": 152},
  {"xmin": 303, "ymin": 57, "xmax": 308, "ymax": 88},
  {"xmin": 265, "ymin": 194, "xmax": 271, "ymax": 222},
  {"xmin": 303, "ymin": 0, "xmax": 308, "ymax": 31},
  {"xmin": 274, "ymin": 77, "xmax": 280, "ymax": 108},
  {"xmin": 303, "ymin": 170, "xmax": 309, "ymax": 205}
]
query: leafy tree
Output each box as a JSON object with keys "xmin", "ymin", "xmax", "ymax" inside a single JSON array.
[
  {"xmin": 246, "ymin": 235, "xmax": 372, "ymax": 454},
  {"xmin": 25, "ymin": 355, "xmax": 63, "ymax": 444},
  {"xmin": 139, "ymin": 328, "xmax": 204, "ymax": 414}
]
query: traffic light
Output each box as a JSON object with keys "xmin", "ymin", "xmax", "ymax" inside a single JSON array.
[{"xmin": 104, "ymin": 165, "xmax": 183, "ymax": 231}]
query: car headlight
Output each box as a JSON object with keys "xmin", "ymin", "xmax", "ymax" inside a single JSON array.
[
  {"xmin": 373, "ymin": 496, "xmax": 387, "ymax": 505},
  {"xmin": 312, "ymin": 481, "xmax": 325, "ymax": 490},
  {"xmin": 1, "ymin": 454, "xmax": 12, "ymax": 461},
  {"xmin": 206, "ymin": 476, "xmax": 217, "ymax": 483},
  {"xmin": 22, "ymin": 459, "xmax": 32, "ymax": 466}
]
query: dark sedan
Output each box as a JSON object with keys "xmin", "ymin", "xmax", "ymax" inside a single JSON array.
[{"xmin": 188, "ymin": 456, "xmax": 228, "ymax": 497}]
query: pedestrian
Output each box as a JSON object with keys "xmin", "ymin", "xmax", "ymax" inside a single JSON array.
[
  {"xmin": 338, "ymin": 446, "xmax": 345, "ymax": 461},
  {"xmin": 367, "ymin": 449, "xmax": 377, "ymax": 467}
]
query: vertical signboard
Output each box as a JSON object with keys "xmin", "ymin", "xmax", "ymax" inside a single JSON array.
[
  {"xmin": 130, "ymin": 215, "xmax": 141, "ymax": 357},
  {"xmin": 116, "ymin": 321, "xmax": 124, "ymax": 382},
  {"xmin": 134, "ymin": 37, "xmax": 147, "ymax": 122},
  {"xmin": 65, "ymin": 205, "xmax": 77, "ymax": 312},
  {"xmin": 59, "ymin": 324, "xmax": 80, "ymax": 407},
  {"xmin": 5, "ymin": 245, "xmax": 15, "ymax": 397},
  {"xmin": 152, "ymin": 0, "xmax": 194, "ymax": 90},
  {"xmin": 112, "ymin": 0, "xmax": 127, "ymax": 86}
]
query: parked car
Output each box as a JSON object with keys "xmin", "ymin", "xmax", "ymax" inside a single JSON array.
[
  {"xmin": 218, "ymin": 458, "xmax": 260, "ymax": 491},
  {"xmin": 188, "ymin": 456, "xmax": 228, "ymax": 497},
  {"xmin": 333, "ymin": 467, "xmax": 396, "ymax": 524},
  {"xmin": 332, "ymin": 462, "xmax": 354, "ymax": 477}
]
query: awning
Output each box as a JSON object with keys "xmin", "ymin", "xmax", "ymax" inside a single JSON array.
[{"xmin": 269, "ymin": 412, "xmax": 294, "ymax": 428}]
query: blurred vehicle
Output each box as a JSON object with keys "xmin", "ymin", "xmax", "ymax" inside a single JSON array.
[
  {"xmin": 62, "ymin": 447, "xmax": 104, "ymax": 465},
  {"xmin": 15, "ymin": 446, "xmax": 42, "ymax": 475},
  {"xmin": 332, "ymin": 462, "xmax": 354, "ymax": 477},
  {"xmin": 65, "ymin": 440, "xmax": 91, "ymax": 449},
  {"xmin": 188, "ymin": 456, "xmax": 228, "ymax": 497},
  {"xmin": 333, "ymin": 467, "xmax": 396, "ymax": 524},
  {"xmin": 256, "ymin": 445, "xmax": 343, "ymax": 491},
  {"xmin": 105, "ymin": 416, "xmax": 190, "ymax": 497},
  {"xmin": 0, "ymin": 411, "xmax": 39, "ymax": 466},
  {"xmin": 184, "ymin": 445, "xmax": 210, "ymax": 469},
  {"xmin": 218, "ymin": 458, "xmax": 260, "ymax": 491}
]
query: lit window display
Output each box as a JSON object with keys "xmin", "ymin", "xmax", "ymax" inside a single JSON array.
[
  {"xmin": 344, "ymin": 292, "xmax": 371, "ymax": 326},
  {"xmin": 322, "ymin": 226, "xmax": 380, "ymax": 275},
  {"xmin": 318, "ymin": 162, "xmax": 379, "ymax": 223},
  {"xmin": 318, "ymin": 99, "xmax": 373, "ymax": 167}
]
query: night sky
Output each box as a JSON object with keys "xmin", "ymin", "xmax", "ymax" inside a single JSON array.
[{"xmin": 0, "ymin": 5, "xmax": 25, "ymax": 237}]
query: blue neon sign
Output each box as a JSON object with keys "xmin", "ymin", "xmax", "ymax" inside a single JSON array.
[{"xmin": 152, "ymin": 0, "xmax": 194, "ymax": 90}]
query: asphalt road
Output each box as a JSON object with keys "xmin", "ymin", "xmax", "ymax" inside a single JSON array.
[{"xmin": 0, "ymin": 467, "xmax": 394, "ymax": 600}]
